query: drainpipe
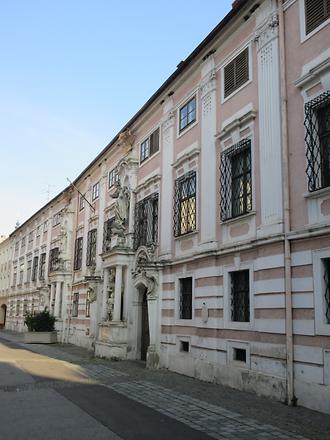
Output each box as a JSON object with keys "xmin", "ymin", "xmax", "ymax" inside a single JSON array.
[{"xmin": 278, "ymin": 0, "xmax": 295, "ymax": 405}]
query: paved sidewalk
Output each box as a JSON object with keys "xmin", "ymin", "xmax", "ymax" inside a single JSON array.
[{"xmin": 1, "ymin": 330, "xmax": 329, "ymax": 439}]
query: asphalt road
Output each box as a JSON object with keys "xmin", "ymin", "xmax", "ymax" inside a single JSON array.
[
  {"xmin": 0, "ymin": 332, "xmax": 329, "ymax": 440},
  {"xmin": 0, "ymin": 337, "xmax": 209, "ymax": 440}
]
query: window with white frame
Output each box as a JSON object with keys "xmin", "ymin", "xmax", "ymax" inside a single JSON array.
[
  {"xmin": 134, "ymin": 193, "xmax": 159, "ymax": 249},
  {"xmin": 313, "ymin": 249, "xmax": 330, "ymax": 335},
  {"xmin": 79, "ymin": 195, "xmax": 85, "ymax": 211},
  {"xmin": 220, "ymin": 139, "xmax": 252, "ymax": 221},
  {"xmin": 223, "ymin": 47, "xmax": 249, "ymax": 99},
  {"xmin": 31, "ymin": 256, "xmax": 38, "ymax": 281},
  {"xmin": 305, "ymin": 92, "xmax": 330, "ymax": 192},
  {"xmin": 53, "ymin": 212, "xmax": 61, "ymax": 227},
  {"xmin": 174, "ymin": 171, "xmax": 197, "ymax": 237},
  {"xmin": 179, "ymin": 277, "xmax": 193, "ymax": 320},
  {"xmin": 108, "ymin": 168, "xmax": 119, "ymax": 188},
  {"xmin": 86, "ymin": 229, "xmax": 97, "ymax": 266},
  {"xmin": 26, "ymin": 260, "xmax": 32, "ymax": 283},
  {"xmin": 86, "ymin": 290, "xmax": 91, "ymax": 318},
  {"xmin": 230, "ymin": 270, "xmax": 250, "ymax": 323},
  {"xmin": 72, "ymin": 292, "xmax": 79, "ymax": 317},
  {"xmin": 92, "ymin": 182, "xmax": 99, "ymax": 201},
  {"xmin": 179, "ymin": 97, "xmax": 196, "ymax": 132},
  {"xmin": 140, "ymin": 128, "xmax": 160, "ymax": 163},
  {"xmin": 39, "ymin": 253, "xmax": 46, "ymax": 280},
  {"xmin": 43, "ymin": 220, "xmax": 48, "ymax": 233},
  {"xmin": 304, "ymin": 0, "xmax": 330, "ymax": 35}
]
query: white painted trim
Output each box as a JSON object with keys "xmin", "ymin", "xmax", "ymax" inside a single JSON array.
[
  {"xmin": 220, "ymin": 42, "xmax": 253, "ymax": 104},
  {"xmin": 176, "ymin": 91, "xmax": 199, "ymax": 139},
  {"xmin": 223, "ymin": 262, "xmax": 254, "ymax": 331},
  {"xmin": 313, "ymin": 248, "xmax": 330, "ymax": 335},
  {"xmin": 299, "ymin": 0, "xmax": 330, "ymax": 44}
]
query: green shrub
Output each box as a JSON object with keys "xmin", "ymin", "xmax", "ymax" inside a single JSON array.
[{"xmin": 24, "ymin": 309, "xmax": 56, "ymax": 332}]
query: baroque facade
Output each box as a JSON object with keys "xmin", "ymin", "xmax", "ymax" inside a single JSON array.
[{"xmin": 1, "ymin": 0, "xmax": 330, "ymax": 414}]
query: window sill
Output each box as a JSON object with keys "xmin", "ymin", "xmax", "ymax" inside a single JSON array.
[
  {"xmin": 221, "ymin": 210, "xmax": 256, "ymax": 225},
  {"xmin": 177, "ymin": 119, "xmax": 198, "ymax": 139},
  {"xmin": 221, "ymin": 79, "xmax": 252, "ymax": 104},
  {"xmin": 301, "ymin": 17, "xmax": 330, "ymax": 44},
  {"xmin": 174, "ymin": 230, "xmax": 198, "ymax": 241},
  {"xmin": 304, "ymin": 186, "xmax": 330, "ymax": 199},
  {"xmin": 139, "ymin": 149, "xmax": 160, "ymax": 168}
]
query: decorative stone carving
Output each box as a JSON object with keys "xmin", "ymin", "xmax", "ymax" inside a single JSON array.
[
  {"xmin": 118, "ymin": 128, "xmax": 135, "ymax": 154},
  {"xmin": 132, "ymin": 247, "xmax": 158, "ymax": 300},
  {"xmin": 111, "ymin": 182, "xmax": 130, "ymax": 237},
  {"xmin": 104, "ymin": 269, "xmax": 115, "ymax": 321},
  {"xmin": 87, "ymin": 286, "xmax": 97, "ymax": 303},
  {"xmin": 162, "ymin": 110, "xmax": 175, "ymax": 133},
  {"xmin": 254, "ymin": 13, "xmax": 279, "ymax": 51},
  {"xmin": 199, "ymin": 69, "xmax": 217, "ymax": 100}
]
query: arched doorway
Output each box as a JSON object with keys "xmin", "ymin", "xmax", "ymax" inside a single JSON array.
[
  {"xmin": 0, "ymin": 304, "xmax": 7, "ymax": 328},
  {"xmin": 140, "ymin": 288, "xmax": 150, "ymax": 361}
]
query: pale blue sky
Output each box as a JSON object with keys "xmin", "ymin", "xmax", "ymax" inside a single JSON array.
[{"xmin": 0, "ymin": 0, "xmax": 232, "ymax": 235}]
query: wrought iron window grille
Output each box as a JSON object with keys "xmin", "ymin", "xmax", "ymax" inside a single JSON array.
[
  {"xmin": 323, "ymin": 258, "xmax": 330, "ymax": 324},
  {"xmin": 230, "ymin": 270, "xmax": 250, "ymax": 322},
  {"xmin": 179, "ymin": 277, "xmax": 192, "ymax": 319},
  {"xmin": 39, "ymin": 253, "xmax": 46, "ymax": 280},
  {"xmin": 86, "ymin": 229, "xmax": 97, "ymax": 267},
  {"xmin": 174, "ymin": 171, "xmax": 197, "ymax": 237},
  {"xmin": 74, "ymin": 237, "xmax": 83, "ymax": 270},
  {"xmin": 31, "ymin": 256, "xmax": 38, "ymax": 281},
  {"xmin": 49, "ymin": 248, "xmax": 60, "ymax": 272},
  {"xmin": 134, "ymin": 193, "xmax": 159, "ymax": 250},
  {"xmin": 305, "ymin": 91, "xmax": 330, "ymax": 192},
  {"xmin": 103, "ymin": 218, "xmax": 114, "ymax": 252},
  {"xmin": 220, "ymin": 139, "xmax": 252, "ymax": 221}
]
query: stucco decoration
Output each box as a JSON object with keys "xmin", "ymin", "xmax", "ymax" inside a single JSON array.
[
  {"xmin": 118, "ymin": 128, "xmax": 135, "ymax": 154},
  {"xmin": 87, "ymin": 286, "xmax": 97, "ymax": 303},
  {"xmin": 111, "ymin": 182, "xmax": 130, "ymax": 237},
  {"xmin": 254, "ymin": 13, "xmax": 279, "ymax": 50},
  {"xmin": 132, "ymin": 246, "xmax": 158, "ymax": 300},
  {"xmin": 105, "ymin": 269, "xmax": 115, "ymax": 321}
]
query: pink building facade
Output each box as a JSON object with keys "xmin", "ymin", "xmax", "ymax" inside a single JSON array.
[{"xmin": 2, "ymin": 0, "xmax": 330, "ymax": 413}]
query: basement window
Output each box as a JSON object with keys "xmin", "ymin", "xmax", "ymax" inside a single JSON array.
[
  {"xmin": 180, "ymin": 341, "xmax": 190, "ymax": 352},
  {"xmin": 233, "ymin": 347, "xmax": 246, "ymax": 363}
]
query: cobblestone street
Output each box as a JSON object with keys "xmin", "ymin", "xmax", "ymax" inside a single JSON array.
[{"xmin": 0, "ymin": 331, "xmax": 329, "ymax": 440}]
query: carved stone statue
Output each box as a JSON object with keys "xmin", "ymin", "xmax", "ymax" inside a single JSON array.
[
  {"xmin": 111, "ymin": 182, "xmax": 130, "ymax": 236},
  {"xmin": 105, "ymin": 269, "xmax": 115, "ymax": 321}
]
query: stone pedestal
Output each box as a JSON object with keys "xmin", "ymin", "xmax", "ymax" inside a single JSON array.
[{"xmin": 95, "ymin": 321, "xmax": 128, "ymax": 360}]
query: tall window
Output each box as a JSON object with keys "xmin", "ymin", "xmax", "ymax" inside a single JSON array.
[
  {"xmin": 223, "ymin": 47, "xmax": 249, "ymax": 99},
  {"xmin": 140, "ymin": 128, "xmax": 160, "ymax": 163},
  {"xmin": 108, "ymin": 168, "xmax": 119, "ymax": 188},
  {"xmin": 134, "ymin": 193, "xmax": 159, "ymax": 249},
  {"xmin": 26, "ymin": 260, "xmax": 32, "ymax": 283},
  {"xmin": 220, "ymin": 139, "xmax": 252, "ymax": 221},
  {"xmin": 305, "ymin": 92, "xmax": 330, "ymax": 192},
  {"xmin": 179, "ymin": 97, "xmax": 196, "ymax": 132},
  {"xmin": 230, "ymin": 270, "xmax": 250, "ymax": 322},
  {"xmin": 31, "ymin": 256, "xmax": 38, "ymax": 281},
  {"xmin": 305, "ymin": 0, "xmax": 330, "ymax": 34},
  {"xmin": 86, "ymin": 229, "xmax": 97, "ymax": 266},
  {"xmin": 103, "ymin": 218, "xmax": 114, "ymax": 253},
  {"xmin": 86, "ymin": 290, "xmax": 91, "ymax": 318},
  {"xmin": 39, "ymin": 253, "xmax": 46, "ymax": 280},
  {"xmin": 92, "ymin": 182, "xmax": 99, "ymax": 201},
  {"xmin": 49, "ymin": 248, "xmax": 60, "ymax": 272},
  {"xmin": 174, "ymin": 171, "xmax": 196, "ymax": 237},
  {"xmin": 74, "ymin": 237, "xmax": 83, "ymax": 270},
  {"xmin": 79, "ymin": 196, "xmax": 85, "ymax": 211},
  {"xmin": 72, "ymin": 292, "xmax": 79, "ymax": 317},
  {"xmin": 179, "ymin": 277, "xmax": 192, "ymax": 319},
  {"xmin": 323, "ymin": 258, "xmax": 330, "ymax": 324},
  {"xmin": 53, "ymin": 212, "xmax": 61, "ymax": 227}
]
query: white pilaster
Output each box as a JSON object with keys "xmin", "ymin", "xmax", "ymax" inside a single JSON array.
[
  {"xmin": 255, "ymin": 9, "xmax": 283, "ymax": 236},
  {"xmin": 54, "ymin": 281, "xmax": 62, "ymax": 317},
  {"xmin": 50, "ymin": 283, "xmax": 55, "ymax": 314},
  {"xmin": 102, "ymin": 268, "xmax": 109, "ymax": 321},
  {"xmin": 113, "ymin": 265, "xmax": 123, "ymax": 321},
  {"xmin": 160, "ymin": 102, "xmax": 174, "ymax": 258},
  {"xmin": 199, "ymin": 59, "xmax": 217, "ymax": 246}
]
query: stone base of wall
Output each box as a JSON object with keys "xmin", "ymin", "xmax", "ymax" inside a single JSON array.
[
  {"xmin": 160, "ymin": 353, "xmax": 286, "ymax": 402},
  {"xmin": 295, "ymin": 380, "xmax": 330, "ymax": 414},
  {"xmin": 95, "ymin": 340, "xmax": 127, "ymax": 360}
]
